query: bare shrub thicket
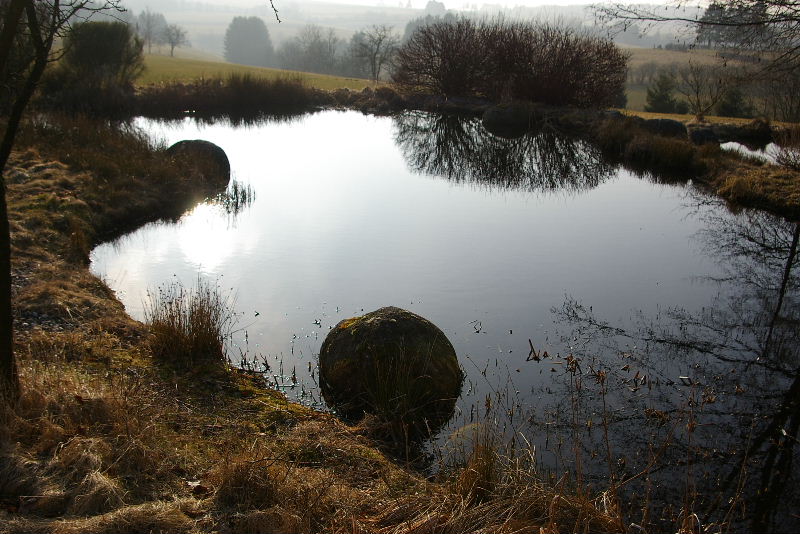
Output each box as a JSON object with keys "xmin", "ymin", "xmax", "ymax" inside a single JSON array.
[
  {"xmin": 393, "ymin": 18, "xmax": 628, "ymax": 108},
  {"xmin": 392, "ymin": 18, "xmax": 487, "ymax": 98},
  {"xmin": 676, "ymin": 62, "xmax": 730, "ymax": 121}
]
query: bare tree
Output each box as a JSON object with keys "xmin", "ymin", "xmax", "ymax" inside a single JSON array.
[
  {"xmin": 278, "ymin": 25, "xmax": 342, "ymax": 75},
  {"xmin": 676, "ymin": 62, "xmax": 729, "ymax": 121},
  {"xmin": 351, "ymin": 25, "xmax": 399, "ymax": 83},
  {"xmin": 136, "ymin": 8, "xmax": 166, "ymax": 54},
  {"xmin": 0, "ymin": 0, "xmax": 123, "ymax": 402},
  {"xmin": 163, "ymin": 23, "xmax": 187, "ymax": 57},
  {"xmin": 596, "ymin": 1, "xmax": 800, "ymax": 75}
]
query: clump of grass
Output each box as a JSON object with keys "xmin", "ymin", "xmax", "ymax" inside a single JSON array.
[
  {"xmin": 144, "ymin": 278, "xmax": 236, "ymax": 366},
  {"xmin": 452, "ymin": 425, "xmax": 499, "ymax": 505},
  {"xmin": 594, "ymin": 117, "xmax": 638, "ymax": 154},
  {"xmin": 214, "ymin": 179, "xmax": 255, "ymax": 216},
  {"xmin": 212, "ymin": 457, "xmax": 282, "ymax": 511},
  {"xmin": 593, "ymin": 116, "xmax": 709, "ymax": 177},
  {"xmin": 776, "ymin": 126, "xmax": 800, "ymax": 171},
  {"xmin": 137, "ymin": 74, "xmax": 319, "ymax": 120},
  {"xmin": 624, "ymin": 133, "xmax": 704, "ymax": 175}
]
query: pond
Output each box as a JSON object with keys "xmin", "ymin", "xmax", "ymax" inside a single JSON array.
[{"xmin": 90, "ymin": 110, "xmax": 799, "ymax": 533}]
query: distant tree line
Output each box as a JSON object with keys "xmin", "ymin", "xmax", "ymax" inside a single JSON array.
[
  {"xmin": 695, "ymin": 1, "xmax": 770, "ymax": 49},
  {"xmin": 635, "ymin": 60, "xmax": 800, "ymax": 121},
  {"xmin": 134, "ymin": 9, "xmax": 188, "ymax": 57},
  {"xmin": 393, "ymin": 18, "xmax": 628, "ymax": 108},
  {"xmin": 221, "ymin": 17, "xmax": 400, "ymax": 82}
]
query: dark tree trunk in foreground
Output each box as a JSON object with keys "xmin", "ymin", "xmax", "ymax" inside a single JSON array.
[
  {"xmin": 0, "ymin": 179, "xmax": 16, "ymax": 401},
  {"xmin": 0, "ymin": 0, "xmax": 51, "ymax": 401},
  {"xmin": 0, "ymin": 0, "xmax": 28, "ymax": 402}
]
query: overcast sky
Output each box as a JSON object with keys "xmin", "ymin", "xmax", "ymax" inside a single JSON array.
[{"xmin": 223, "ymin": 0, "xmax": 646, "ymax": 10}]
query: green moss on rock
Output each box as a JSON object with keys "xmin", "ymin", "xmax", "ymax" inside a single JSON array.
[{"xmin": 319, "ymin": 306, "xmax": 463, "ymax": 436}]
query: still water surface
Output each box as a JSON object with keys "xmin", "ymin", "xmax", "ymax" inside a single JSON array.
[{"xmin": 91, "ymin": 111, "xmax": 799, "ymax": 532}]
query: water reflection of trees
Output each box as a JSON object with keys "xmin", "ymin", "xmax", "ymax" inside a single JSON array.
[
  {"xmin": 543, "ymin": 199, "xmax": 799, "ymax": 533},
  {"xmin": 393, "ymin": 111, "xmax": 615, "ymax": 193},
  {"xmin": 140, "ymin": 112, "xmax": 307, "ymax": 130}
]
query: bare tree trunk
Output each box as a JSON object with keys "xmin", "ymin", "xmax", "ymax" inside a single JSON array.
[
  {"xmin": 0, "ymin": 179, "xmax": 16, "ymax": 401},
  {"xmin": 0, "ymin": 0, "xmax": 29, "ymax": 403},
  {"xmin": 0, "ymin": 2, "xmax": 50, "ymax": 402}
]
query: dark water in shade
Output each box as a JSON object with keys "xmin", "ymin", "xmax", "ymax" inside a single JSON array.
[{"xmin": 90, "ymin": 111, "xmax": 799, "ymax": 533}]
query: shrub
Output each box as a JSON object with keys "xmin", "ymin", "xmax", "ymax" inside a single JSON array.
[
  {"xmin": 624, "ymin": 134, "xmax": 701, "ymax": 174},
  {"xmin": 716, "ymin": 86, "xmax": 755, "ymax": 119},
  {"xmin": 644, "ymin": 71, "xmax": 689, "ymax": 114},
  {"xmin": 144, "ymin": 279, "xmax": 236, "ymax": 366},
  {"xmin": 393, "ymin": 18, "xmax": 628, "ymax": 108},
  {"xmin": 39, "ymin": 21, "xmax": 143, "ymax": 115},
  {"xmin": 392, "ymin": 18, "xmax": 487, "ymax": 98}
]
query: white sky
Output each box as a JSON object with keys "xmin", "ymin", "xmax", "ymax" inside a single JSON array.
[{"xmin": 224, "ymin": 0, "xmax": 657, "ymax": 10}]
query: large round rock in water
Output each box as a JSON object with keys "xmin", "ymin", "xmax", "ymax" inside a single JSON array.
[
  {"xmin": 319, "ymin": 306, "xmax": 462, "ymax": 434},
  {"xmin": 166, "ymin": 139, "xmax": 230, "ymax": 188}
]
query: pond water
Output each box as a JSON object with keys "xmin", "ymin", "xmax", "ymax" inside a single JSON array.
[{"xmin": 90, "ymin": 111, "xmax": 799, "ymax": 533}]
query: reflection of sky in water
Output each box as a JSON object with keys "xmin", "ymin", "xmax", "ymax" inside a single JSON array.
[
  {"xmin": 721, "ymin": 141, "xmax": 782, "ymax": 164},
  {"xmin": 91, "ymin": 111, "xmax": 800, "ymax": 533},
  {"xmin": 92, "ymin": 111, "xmax": 725, "ymax": 407}
]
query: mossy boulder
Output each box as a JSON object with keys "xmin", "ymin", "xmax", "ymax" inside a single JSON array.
[
  {"xmin": 166, "ymin": 140, "xmax": 230, "ymax": 189},
  {"xmin": 319, "ymin": 306, "xmax": 462, "ymax": 435}
]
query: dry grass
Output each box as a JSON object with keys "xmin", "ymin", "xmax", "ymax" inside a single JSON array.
[
  {"xmin": 623, "ymin": 46, "xmax": 723, "ymax": 70},
  {"xmin": 144, "ymin": 279, "xmax": 235, "ymax": 367},
  {"xmin": 137, "ymin": 73, "xmax": 320, "ymax": 119},
  {"xmin": 593, "ymin": 114, "xmax": 800, "ymax": 217},
  {"xmin": 620, "ymin": 108, "xmax": 769, "ymax": 125},
  {"xmin": 2, "ymin": 114, "xmax": 636, "ymax": 533}
]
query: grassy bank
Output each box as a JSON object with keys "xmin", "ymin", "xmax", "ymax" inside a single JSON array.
[
  {"xmin": 0, "ymin": 115, "xmax": 621, "ymax": 533},
  {"xmin": 140, "ymin": 54, "xmax": 374, "ymax": 92},
  {"xmin": 591, "ymin": 115, "xmax": 800, "ymax": 219}
]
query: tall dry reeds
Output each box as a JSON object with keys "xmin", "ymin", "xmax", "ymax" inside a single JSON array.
[
  {"xmin": 144, "ymin": 278, "xmax": 236, "ymax": 366},
  {"xmin": 137, "ymin": 74, "xmax": 318, "ymax": 120}
]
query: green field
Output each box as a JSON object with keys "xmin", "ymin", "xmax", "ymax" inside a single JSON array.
[{"xmin": 138, "ymin": 54, "xmax": 375, "ymax": 91}]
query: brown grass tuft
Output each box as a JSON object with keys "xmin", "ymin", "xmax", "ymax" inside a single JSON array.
[
  {"xmin": 144, "ymin": 278, "xmax": 236, "ymax": 366},
  {"xmin": 52, "ymin": 500, "xmax": 197, "ymax": 534},
  {"xmin": 231, "ymin": 507, "xmax": 304, "ymax": 534},
  {"xmin": 69, "ymin": 471, "xmax": 126, "ymax": 515},
  {"xmin": 212, "ymin": 457, "xmax": 282, "ymax": 511}
]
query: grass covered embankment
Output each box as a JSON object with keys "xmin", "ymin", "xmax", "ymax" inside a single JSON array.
[
  {"xmin": 0, "ymin": 115, "xmax": 623, "ymax": 533},
  {"xmin": 139, "ymin": 54, "xmax": 375, "ymax": 92},
  {"xmin": 592, "ymin": 114, "xmax": 800, "ymax": 219}
]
